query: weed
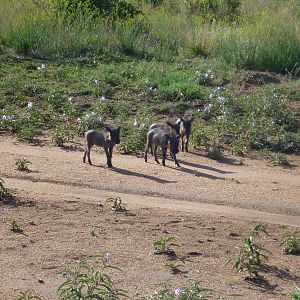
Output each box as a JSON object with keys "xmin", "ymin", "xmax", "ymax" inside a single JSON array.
[
  {"xmin": 230, "ymin": 139, "xmax": 249, "ymax": 156},
  {"xmin": 281, "ymin": 230, "xmax": 300, "ymax": 255},
  {"xmin": 51, "ymin": 126, "xmax": 74, "ymax": 147},
  {"xmin": 270, "ymin": 152, "xmax": 289, "ymax": 166},
  {"xmin": 58, "ymin": 252, "xmax": 127, "ymax": 300},
  {"xmin": 106, "ymin": 196, "xmax": 127, "ymax": 212},
  {"xmin": 17, "ymin": 290, "xmax": 42, "ymax": 300},
  {"xmin": 153, "ymin": 236, "xmax": 178, "ymax": 255},
  {"xmin": 15, "ymin": 157, "xmax": 32, "ymax": 171},
  {"xmin": 0, "ymin": 178, "xmax": 12, "ymax": 200},
  {"xmin": 207, "ymin": 146, "xmax": 224, "ymax": 160},
  {"xmin": 290, "ymin": 286, "xmax": 300, "ymax": 300},
  {"xmin": 11, "ymin": 219, "xmax": 23, "ymax": 233},
  {"xmin": 226, "ymin": 223, "xmax": 271, "ymax": 278},
  {"xmin": 141, "ymin": 281, "xmax": 208, "ymax": 300},
  {"xmin": 165, "ymin": 261, "xmax": 183, "ymax": 274}
]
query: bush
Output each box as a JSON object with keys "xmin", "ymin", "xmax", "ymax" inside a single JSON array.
[{"xmin": 119, "ymin": 126, "xmax": 148, "ymax": 154}]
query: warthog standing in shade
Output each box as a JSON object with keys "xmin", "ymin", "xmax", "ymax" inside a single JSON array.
[
  {"xmin": 83, "ymin": 126, "xmax": 120, "ymax": 168},
  {"xmin": 144, "ymin": 128, "xmax": 180, "ymax": 167},
  {"xmin": 176, "ymin": 117, "xmax": 192, "ymax": 152}
]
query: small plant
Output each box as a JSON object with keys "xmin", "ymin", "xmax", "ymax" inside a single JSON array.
[
  {"xmin": 106, "ymin": 196, "xmax": 127, "ymax": 212},
  {"xmin": 0, "ymin": 178, "xmax": 12, "ymax": 200},
  {"xmin": 290, "ymin": 286, "xmax": 300, "ymax": 300},
  {"xmin": 230, "ymin": 139, "xmax": 249, "ymax": 156},
  {"xmin": 165, "ymin": 261, "xmax": 183, "ymax": 274},
  {"xmin": 15, "ymin": 157, "xmax": 32, "ymax": 171},
  {"xmin": 281, "ymin": 230, "xmax": 300, "ymax": 255},
  {"xmin": 58, "ymin": 252, "xmax": 127, "ymax": 300},
  {"xmin": 11, "ymin": 219, "xmax": 23, "ymax": 233},
  {"xmin": 17, "ymin": 290, "xmax": 42, "ymax": 300},
  {"xmin": 226, "ymin": 223, "xmax": 271, "ymax": 278},
  {"xmin": 270, "ymin": 152, "xmax": 289, "ymax": 166},
  {"xmin": 141, "ymin": 281, "xmax": 208, "ymax": 300},
  {"xmin": 51, "ymin": 126, "xmax": 73, "ymax": 147},
  {"xmin": 153, "ymin": 236, "xmax": 178, "ymax": 255},
  {"xmin": 207, "ymin": 145, "xmax": 224, "ymax": 160}
]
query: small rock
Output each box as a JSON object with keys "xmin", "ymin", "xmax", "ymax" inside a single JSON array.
[{"xmin": 38, "ymin": 279, "xmax": 45, "ymax": 284}]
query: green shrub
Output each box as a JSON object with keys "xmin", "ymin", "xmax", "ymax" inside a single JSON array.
[
  {"xmin": 281, "ymin": 230, "xmax": 300, "ymax": 255},
  {"xmin": 0, "ymin": 178, "xmax": 12, "ymax": 201},
  {"xmin": 17, "ymin": 290, "xmax": 42, "ymax": 300},
  {"xmin": 141, "ymin": 281, "xmax": 208, "ymax": 300},
  {"xmin": 119, "ymin": 126, "xmax": 148, "ymax": 154},
  {"xmin": 153, "ymin": 236, "xmax": 178, "ymax": 255},
  {"xmin": 226, "ymin": 224, "xmax": 271, "ymax": 278},
  {"xmin": 15, "ymin": 157, "xmax": 32, "ymax": 171},
  {"xmin": 290, "ymin": 287, "xmax": 300, "ymax": 300},
  {"xmin": 51, "ymin": 126, "xmax": 74, "ymax": 146},
  {"xmin": 58, "ymin": 252, "xmax": 127, "ymax": 300}
]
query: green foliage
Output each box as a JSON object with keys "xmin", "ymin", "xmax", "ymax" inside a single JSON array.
[
  {"xmin": 58, "ymin": 252, "xmax": 127, "ymax": 300},
  {"xmin": 281, "ymin": 230, "xmax": 300, "ymax": 255},
  {"xmin": 11, "ymin": 219, "xmax": 23, "ymax": 233},
  {"xmin": 226, "ymin": 223, "xmax": 271, "ymax": 278},
  {"xmin": 290, "ymin": 287, "xmax": 300, "ymax": 300},
  {"xmin": 186, "ymin": 0, "xmax": 241, "ymax": 23},
  {"xmin": 153, "ymin": 236, "xmax": 178, "ymax": 255},
  {"xmin": 106, "ymin": 196, "xmax": 127, "ymax": 212},
  {"xmin": 165, "ymin": 261, "xmax": 183, "ymax": 274},
  {"xmin": 0, "ymin": 178, "xmax": 12, "ymax": 200},
  {"xmin": 76, "ymin": 112, "xmax": 104, "ymax": 136},
  {"xmin": 15, "ymin": 157, "xmax": 32, "ymax": 171},
  {"xmin": 269, "ymin": 152, "xmax": 289, "ymax": 166},
  {"xmin": 141, "ymin": 281, "xmax": 208, "ymax": 300},
  {"xmin": 207, "ymin": 146, "xmax": 224, "ymax": 160},
  {"xmin": 119, "ymin": 126, "xmax": 148, "ymax": 154},
  {"xmin": 16, "ymin": 291, "xmax": 42, "ymax": 300},
  {"xmin": 214, "ymin": 14, "xmax": 300, "ymax": 75},
  {"xmin": 191, "ymin": 127, "xmax": 211, "ymax": 148},
  {"xmin": 230, "ymin": 139, "xmax": 249, "ymax": 156},
  {"xmin": 51, "ymin": 126, "xmax": 74, "ymax": 146}
]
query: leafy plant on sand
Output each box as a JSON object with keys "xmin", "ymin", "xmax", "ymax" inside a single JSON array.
[
  {"xmin": 0, "ymin": 178, "xmax": 12, "ymax": 201},
  {"xmin": 106, "ymin": 196, "xmax": 127, "ymax": 212},
  {"xmin": 15, "ymin": 157, "xmax": 32, "ymax": 171},
  {"xmin": 16, "ymin": 290, "xmax": 42, "ymax": 300},
  {"xmin": 226, "ymin": 224, "xmax": 271, "ymax": 278},
  {"xmin": 153, "ymin": 236, "xmax": 179, "ymax": 255},
  {"xmin": 11, "ymin": 219, "xmax": 23, "ymax": 233},
  {"xmin": 141, "ymin": 281, "xmax": 208, "ymax": 300},
  {"xmin": 58, "ymin": 252, "xmax": 127, "ymax": 300},
  {"xmin": 281, "ymin": 230, "xmax": 300, "ymax": 255}
]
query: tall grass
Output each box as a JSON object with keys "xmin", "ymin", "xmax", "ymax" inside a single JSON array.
[
  {"xmin": 214, "ymin": 11, "xmax": 300, "ymax": 75},
  {"xmin": 0, "ymin": 0, "xmax": 299, "ymax": 75}
]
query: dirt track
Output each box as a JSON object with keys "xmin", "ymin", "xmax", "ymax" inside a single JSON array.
[
  {"xmin": 1, "ymin": 136, "xmax": 299, "ymax": 219},
  {"xmin": 0, "ymin": 136, "xmax": 300, "ymax": 300}
]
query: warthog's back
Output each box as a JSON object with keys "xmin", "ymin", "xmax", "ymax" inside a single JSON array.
[
  {"xmin": 149, "ymin": 123, "xmax": 176, "ymax": 136},
  {"xmin": 86, "ymin": 130, "xmax": 108, "ymax": 147},
  {"xmin": 148, "ymin": 128, "xmax": 169, "ymax": 147}
]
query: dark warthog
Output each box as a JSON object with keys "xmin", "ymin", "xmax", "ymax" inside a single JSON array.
[
  {"xmin": 176, "ymin": 117, "xmax": 192, "ymax": 152},
  {"xmin": 144, "ymin": 128, "xmax": 180, "ymax": 167},
  {"xmin": 83, "ymin": 126, "xmax": 120, "ymax": 168}
]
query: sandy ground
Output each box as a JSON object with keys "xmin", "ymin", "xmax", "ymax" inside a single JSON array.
[{"xmin": 0, "ymin": 135, "xmax": 300, "ymax": 299}]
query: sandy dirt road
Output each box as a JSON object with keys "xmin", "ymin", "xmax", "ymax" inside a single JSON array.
[
  {"xmin": 1, "ymin": 136, "xmax": 300, "ymax": 300},
  {"xmin": 1, "ymin": 136, "xmax": 299, "ymax": 219}
]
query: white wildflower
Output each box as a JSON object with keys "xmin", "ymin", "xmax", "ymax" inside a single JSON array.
[{"xmin": 27, "ymin": 102, "xmax": 33, "ymax": 109}]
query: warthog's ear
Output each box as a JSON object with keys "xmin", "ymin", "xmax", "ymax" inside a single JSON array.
[
  {"xmin": 179, "ymin": 117, "xmax": 185, "ymax": 122},
  {"xmin": 104, "ymin": 125, "xmax": 111, "ymax": 132},
  {"xmin": 166, "ymin": 121, "xmax": 173, "ymax": 127}
]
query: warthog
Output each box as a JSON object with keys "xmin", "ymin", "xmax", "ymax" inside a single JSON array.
[
  {"xmin": 83, "ymin": 126, "xmax": 120, "ymax": 168},
  {"xmin": 176, "ymin": 117, "xmax": 192, "ymax": 152},
  {"xmin": 149, "ymin": 121, "xmax": 180, "ymax": 157},
  {"xmin": 144, "ymin": 128, "xmax": 180, "ymax": 167}
]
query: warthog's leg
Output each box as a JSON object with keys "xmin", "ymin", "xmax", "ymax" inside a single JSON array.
[
  {"xmin": 172, "ymin": 152, "xmax": 180, "ymax": 167},
  {"xmin": 85, "ymin": 143, "xmax": 93, "ymax": 165},
  {"xmin": 109, "ymin": 146, "xmax": 113, "ymax": 158},
  {"xmin": 154, "ymin": 145, "xmax": 160, "ymax": 164},
  {"xmin": 162, "ymin": 147, "xmax": 167, "ymax": 166},
  {"xmin": 83, "ymin": 149, "xmax": 87, "ymax": 163},
  {"xmin": 105, "ymin": 147, "xmax": 112, "ymax": 168},
  {"xmin": 181, "ymin": 135, "xmax": 185, "ymax": 152},
  {"xmin": 185, "ymin": 134, "xmax": 189, "ymax": 152}
]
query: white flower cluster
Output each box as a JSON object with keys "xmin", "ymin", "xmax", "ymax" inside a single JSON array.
[
  {"xmin": 37, "ymin": 64, "xmax": 46, "ymax": 71},
  {"xmin": 195, "ymin": 69, "xmax": 213, "ymax": 80}
]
